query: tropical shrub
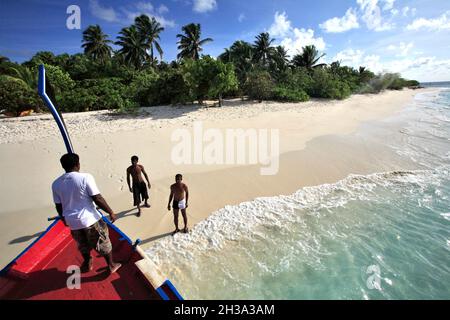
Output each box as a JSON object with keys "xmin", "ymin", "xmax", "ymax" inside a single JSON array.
[
  {"xmin": 44, "ymin": 64, "xmax": 75, "ymax": 95},
  {"xmin": 244, "ymin": 70, "xmax": 273, "ymax": 102},
  {"xmin": 57, "ymin": 87, "xmax": 97, "ymax": 112},
  {"xmin": 142, "ymin": 67, "xmax": 194, "ymax": 105},
  {"xmin": 58, "ymin": 77, "xmax": 137, "ymax": 112},
  {"xmin": 329, "ymin": 63, "xmax": 361, "ymax": 93},
  {"xmin": 127, "ymin": 69, "xmax": 159, "ymax": 105},
  {"xmin": 0, "ymin": 75, "xmax": 43, "ymax": 115},
  {"xmin": 183, "ymin": 56, "xmax": 238, "ymax": 105},
  {"xmin": 278, "ymin": 68, "xmax": 313, "ymax": 93},
  {"xmin": 272, "ymin": 86, "xmax": 309, "ymax": 102},
  {"xmin": 309, "ymin": 68, "xmax": 352, "ymax": 100}
]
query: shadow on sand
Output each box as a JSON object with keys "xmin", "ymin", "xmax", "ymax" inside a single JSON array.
[
  {"xmin": 116, "ymin": 208, "xmax": 138, "ymax": 220},
  {"xmin": 8, "ymin": 232, "xmax": 44, "ymax": 245},
  {"xmin": 93, "ymin": 104, "xmax": 203, "ymax": 122},
  {"xmin": 8, "ymin": 208, "xmax": 136, "ymax": 246},
  {"xmin": 140, "ymin": 232, "xmax": 173, "ymax": 245}
]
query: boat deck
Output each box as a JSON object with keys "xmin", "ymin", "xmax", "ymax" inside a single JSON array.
[{"xmin": 0, "ymin": 219, "xmax": 168, "ymax": 300}]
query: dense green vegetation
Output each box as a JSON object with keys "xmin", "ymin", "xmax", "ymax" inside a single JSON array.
[{"xmin": 0, "ymin": 16, "xmax": 419, "ymax": 116}]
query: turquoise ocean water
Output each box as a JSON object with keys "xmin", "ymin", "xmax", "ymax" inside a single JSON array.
[{"xmin": 147, "ymin": 87, "xmax": 450, "ymax": 299}]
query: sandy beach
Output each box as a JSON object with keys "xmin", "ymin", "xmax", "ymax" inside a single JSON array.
[{"xmin": 0, "ymin": 89, "xmax": 425, "ymax": 268}]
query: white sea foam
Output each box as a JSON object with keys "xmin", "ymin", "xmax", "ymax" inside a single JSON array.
[{"xmin": 146, "ymin": 167, "xmax": 447, "ymax": 269}]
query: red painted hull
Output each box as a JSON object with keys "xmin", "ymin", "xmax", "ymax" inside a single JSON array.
[{"xmin": 0, "ymin": 219, "xmax": 182, "ymax": 300}]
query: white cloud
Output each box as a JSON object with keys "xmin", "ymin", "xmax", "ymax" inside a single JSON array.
[
  {"xmin": 401, "ymin": 7, "xmax": 417, "ymax": 17},
  {"xmin": 89, "ymin": 1, "xmax": 175, "ymax": 27},
  {"xmin": 267, "ymin": 12, "xmax": 326, "ymax": 57},
  {"xmin": 364, "ymin": 54, "xmax": 383, "ymax": 72},
  {"xmin": 386, "ymin": 56, "xmax": 450, "ymax": 81},
  {"xmin": 158, "ymin": 4, "xmax": 169, "ymax": 14},
  {"xmin": 318, "ymin": 0, "xmax": 400, "ymax": 34},
  {"xmin": 333, "ymin": 48, "xmax": 365, "ymax": 66},
  {"xmin": 387, "ymin": 42, "xmax": 414, "ymax": 57},
  {"xmin": 269, "ymin": 12, "xmax": 292, "ymax": 37},
  {"xmin": 320, "ymin": 8, "xmax": 360, "ymax": 33},
  {"xmin": 332, "ymin": 49, "xmax": 382, "ymax": 72},
  {"xmin": 357, "ymin": 0, "xmax": 395, "ymax": 31},
  {"xmin": 136, "ymin": 1, "xmax": 154, "ymax": 12},
  {"xmin": 382, "ymin": 0, "xmax": 396, "ymax": 11},
  {"xmin": 402, "ymin": 6, "xmax": 409, "ymax": 17},
  {"xmin": 280, "ymin": 28, "xmax": 326, "ymax": 56},
  {"xmin": 193, "ymin": 0, "xmax": 217, "ymax": 13},
  {"xmin": 406, "ymin": 11, "xmax": 450, "ymax": 31},
  {"xmin": 238, "ymin": 13, "xmax": 246, "ymax": 23},
  {"xmin": 122, "ymin": 2, "xmax": 176, "ymax": 27},
  {"xmin": 89, "ymin": 0, "xmax": 118, "ymax": 22}
]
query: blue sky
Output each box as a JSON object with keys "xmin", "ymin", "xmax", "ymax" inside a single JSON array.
[{"xmin": 1, "ymin": 0, "xmax": 449, "ymax": 81}]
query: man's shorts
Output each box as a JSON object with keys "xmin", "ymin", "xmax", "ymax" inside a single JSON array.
[
  {"xmin": 173, "ymin": 198, "xmax": 186, "ymax": 210},
  {"xmin": 71, "ymin": 219, "xmax": 112, "ymax": 256},
  {"xmin": 133, "ymin": 181, "xmax": 149, "ymax": 206}
]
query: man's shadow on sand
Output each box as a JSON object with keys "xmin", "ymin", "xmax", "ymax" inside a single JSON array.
[
  {"xmin": 9, "ymin": 232, "xmax": 44, "ymax": 245},
  {"xmin": 139, "ymin": 232, "xmax": 173, "ymax": 245},
  {"xmin": 8, "ymin": 209, "xmax": 137, "ymax": 246},
  {"xmin": 116, "ymin": 208, "xmax": 138, "ymax": 219}
]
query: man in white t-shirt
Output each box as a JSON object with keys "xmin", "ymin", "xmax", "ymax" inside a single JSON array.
[{"xmin": 52, "ymin": 153, "xmax": 121, "ymax": 274}]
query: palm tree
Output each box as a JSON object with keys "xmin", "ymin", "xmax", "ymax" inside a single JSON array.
[
  {"xmin": 218, "ymin": 41, "xmax": 254, "ymax": 97},
  {"xmin": 273, "ymin": 46, "xmax": 289, "ymax": 68},
  {"xmin": 230, "ymin": 41, "xmax": 254, "ymax": 60},
  {"xmin": 135, "ymin": 15, "xmax": 164, "ymax": 64},
  {"xmin": 329, "ymin": 60, "xmax": 341, "ymax": 75},
  {"xmin": 359, "ymin": 66, "xmax": 374, "ymax": 83},
  {"xmin": 218, "ymin": 48, "xmax": 232, "ymax": 63},
  {"xmin": 115, "ymin": 25, "xmax": 148, "ymax": 69},
  {"xmin": 82, "ymin": 25, "xmax": 112, "ymax": 64},
  {"xmin": 6, "ymin": 65, "xmax": 37, "ymax": 88},
  {"xmin": 252, "ymin": 32, "xmax": 276, "ymax": 66},
  {"xmin": 292, "ymin": 45, "xmax": 326, "ymax": 70},
  {"xmin": 268, "ymin": 45, "xmax": 290, "ymax": 79},
  {"xmin": 176, "ymin": 23, "xmax": 213, "ymax": 60}
]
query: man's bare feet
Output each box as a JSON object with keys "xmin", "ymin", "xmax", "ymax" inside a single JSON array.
[
  {"xmin": 137, "ymin": 209, "xmax": 141, "ymax": 217},
  {"xmin": 172, "ymin": 229, "xmax": 180, "ymax": 236},
  {"xmin": 144, "ymin": 203, "xmax": 151, "ymax": 208},
  {"xmin": 109, "ymin": 263, "xmax": 122, "ymax": 274},
  {"xmin": 182, "ymin": 227, "xmax": 189, "ymax": 234}
]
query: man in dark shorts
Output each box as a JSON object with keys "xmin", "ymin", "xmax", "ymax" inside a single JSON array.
[
  {"xmin": 52, "ymin": 153, "xmax": 121, "ymax": 274},
  {"xmin": 126, "ymin": 155, "xmax": 151, "ymax": 217},
  {"xmin": 167, "ymin": 174, "xmax": 189, "ymax": 234}
]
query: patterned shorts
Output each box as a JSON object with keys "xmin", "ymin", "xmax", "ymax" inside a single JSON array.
[{"xmin": 71, "ymin": 219, "xmax": 112, "ymax": 256}]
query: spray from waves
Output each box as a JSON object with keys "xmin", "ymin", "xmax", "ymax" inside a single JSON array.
[{"xmin": 146, "ymin": 166, "xmax": 450, "ymax": 299}]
